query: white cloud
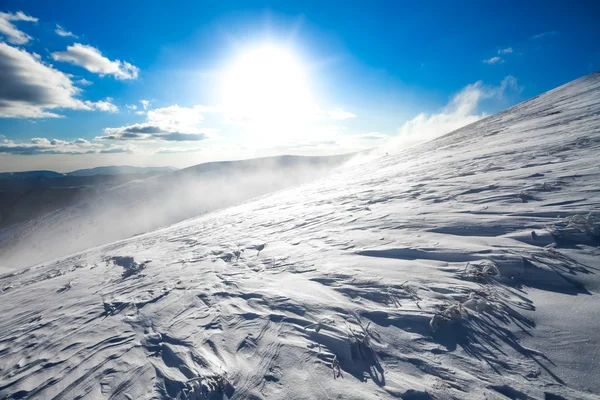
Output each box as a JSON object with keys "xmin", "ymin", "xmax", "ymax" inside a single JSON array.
[
  {"xmin": 147, "ymin": 105, "xmax": 205, "ymax": 127},
  {"xmin": 328, "ymin": 108, "xmax": 357, "ymax": 120},
  {"xmin": 0, "ymin": 42, "xmax": 117, "ymax": 118},
  {"xmin": 30, "ymin": 137, "xmax": 51, "ymax": 145},
  {"xmin": 75, "ymin": 78, "xmax": 93, "ymax": 86},
  {"xmin": 0, "ymin": 136, "xmax": 130, "ymax": 155},
  {"xmin": 0, "ymin": 11, "xmax": 37, "ymax": 45},
  {"xmin": 55, "ymin": 24, "xmax": 78, "ymax": 38},
  {"xmin": 126, "ymin": 104, "xmax": 137, "ymax": 110},
  {"xmin": 394, "ymin": 76, "xmax": 521, "ymax": 145},
  {"xmin": 532, "ymin": 31, "xmax": 557, "ymax": 40},
  {"xmin": 135, "ymin": 110, "xmax": 146, "ymax": 115},
  {"xmin": 98, "ymin": 104, "xmax": 219, "ymax": 142},
  {"xmin": 85, "ymin": 98, "xmax": 118, "ymax": 113},
  {"xmin": 51, "ymin": 43, "xmax": 139, "ymax": 80},
  {"xmin": 140, "ymin": 100, "xmax": 150, "ymax": 110},
  {"xmin": 482, "ymin": 56, "xmax": 503, "ymax": 64},
  {"xmin": 97, "ymin": 123, "xmax": 214, "ymax": 142},
  {"xmin": 498, "ymin": 47, "xmax": 513, "ymax": 54}
]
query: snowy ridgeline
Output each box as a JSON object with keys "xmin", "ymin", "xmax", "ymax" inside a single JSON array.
[{"xmin": 1, "ymin": 72, "xmax": 600, "ymax": 399}]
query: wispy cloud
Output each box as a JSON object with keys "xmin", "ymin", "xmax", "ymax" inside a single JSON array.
[
  {"xmin": 498, "ymin": 47, "xmax": 513, "ymax": 55},
  {"xmin": 532, "ymin": 31, "xmax": 557, "ymax": 40},
  {"xmin": 155, "ymin": 147, "xmax": 204, "ymax": 154},
  {"xmin": 140, "ymin": 100, "xmax": 150, "ymax": 110},
  {"xmin": 355, "ymin": 132, "xmax": 389, "ymax": 141},
  {"xmin": 75, "ymin": 78, "xmax": 93, "ymax": 86},
  {"xmin": 394, "ymin": 76, "xmax": 521, "ymax": 146},
  {"xmin": 328, "ymin": 108, "xmax": 356, "ymax": 120},
  {"xmin": 126, "ymin": 104, "xmax": 137, "ymax": 110},
  {"xmin": 51, "ymin": 43, "xmax": 139, "ymax": 80},
  {"xmin": 145, "ymin": 105, "xmax": 208, "ymax": 130},
  {"xmin": 0, "ymin": 11, "xmax": 37, "ymax": 44},
  {"xmin": 0, "ymin": 43, "xmax": 118, "ymax": 118},
  {"xmin": 482, "ymin": 56, "xmax": 503, "ymax": 65},
  {"xmin": 55, "ymin": 24, "xmax": 78, "ymax": 38}
]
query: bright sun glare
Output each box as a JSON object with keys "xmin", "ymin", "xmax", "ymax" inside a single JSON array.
[{"xmin": 222, "ymin": 44, "xmax": 315, "ymax": 126}]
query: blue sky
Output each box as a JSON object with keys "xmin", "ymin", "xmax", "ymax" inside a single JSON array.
[{"xmin": 0, "ymin": 0, "xmax": 598, "ymax": 172}]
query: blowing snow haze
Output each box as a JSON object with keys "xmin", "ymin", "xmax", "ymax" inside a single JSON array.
[{"xmin": 1, "ymin": 1, "xmax": 600, "ymax": 399}]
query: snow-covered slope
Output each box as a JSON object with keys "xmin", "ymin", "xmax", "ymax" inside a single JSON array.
[
  {"xmin": 1, "ymin": 73, "xmax": 600, "ymax": 399},
  {"xmin": 0, "ymin": 155, "xmax": 349, "ymax": 271}
]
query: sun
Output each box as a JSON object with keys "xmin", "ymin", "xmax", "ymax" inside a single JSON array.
[{"xmin": 221, "ymin": 44, "xmax": 316, "ymax": 126}]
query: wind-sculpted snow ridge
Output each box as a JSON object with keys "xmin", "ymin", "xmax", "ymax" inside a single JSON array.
[{"xmin": 1, "ymin": 72, "xmax": 600, "ymax": 399}]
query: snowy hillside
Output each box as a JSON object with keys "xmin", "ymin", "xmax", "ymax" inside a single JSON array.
[
  {"xmin": 1, "ymin": 72, "xmax": 600, "ymax": 399},
  {"xmin": 0, "ymin": 155, "xmax": 349, "ymax": 271}
]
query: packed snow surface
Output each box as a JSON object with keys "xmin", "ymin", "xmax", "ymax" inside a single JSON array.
[{"xmin": 1, "ymin": 73, "xmax": 600, "ymax": 399}]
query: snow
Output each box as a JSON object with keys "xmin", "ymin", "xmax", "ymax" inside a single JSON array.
[
  {"xmin": 1, "ymin": 72, "xmax": 600, "ymax": 399},
  {"xmin": 0, "ymin": 155, "xmax": 348, "ymax": 270}
]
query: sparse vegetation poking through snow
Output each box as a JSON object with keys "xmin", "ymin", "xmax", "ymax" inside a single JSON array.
[
  {"xmin": 430, "ymin": 302, "xmax": 468, "ymax": 332},
  {"xmin": 181, "ymin": 373, "xmax": 232, "ymax": 400},
  {"xmin": 101, "ymin": 298, "xmax": 129, "ymax": 316},
  {"xmin": 249, "ymin": 243, "xmax": 266, "ymax": 256},
  {"xmin": 331, "ymin": 355, "xmax": 343, "ymax": 379},
  {"xmin": 344, "ymin": 317, "xmax": 381, "ymax": 364},
  {"xmin": 550, "ymin": 212, "xmax": 600, "ymax": 244},
  {"xmin": 385, "ymin": 286, "xmax": 403, "ymax": 308},
  {"xmin": 233, "ymin": 245, "xmax": 242, "ymax": 262},
  {"xmin": 462, "ymin": 292, "xmax": 491, "ymax": 314},
  {"xmin": 56, "ymin": 281, "xmax": 72, "ymax": 293},
  {"xmin": 538, "ymin": 181, "xmax": 562, "ymax": 191},
  {"xmin": 543, "ymin": 242, "xmax": 558, "ymax": 253},
  {"xmin": 517, "ymin": 191, "xmax": 537, "ymax": 203},
  {"xmin": 462, "ymin": 261, "xmax": 500, "ymax": 281},
  {"xmin": 398, "ymin": 281, "xmax": 421, "ymax": 308},
  {"xmin": 304, "ymin": 316, "xmax": 384, "ymax": 383}
]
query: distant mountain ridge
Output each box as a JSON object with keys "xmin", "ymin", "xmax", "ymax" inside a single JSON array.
[
  {"xmin": 0, "ymin": 170, "xmax": 64, "ymax": 179},
  {"xmin": 0, "ymin": 165, "xmax": 176, "ymax": 179},
  {"xmin": 66, "ymin": 165, "xmax": 176, "ymax": 177}
]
